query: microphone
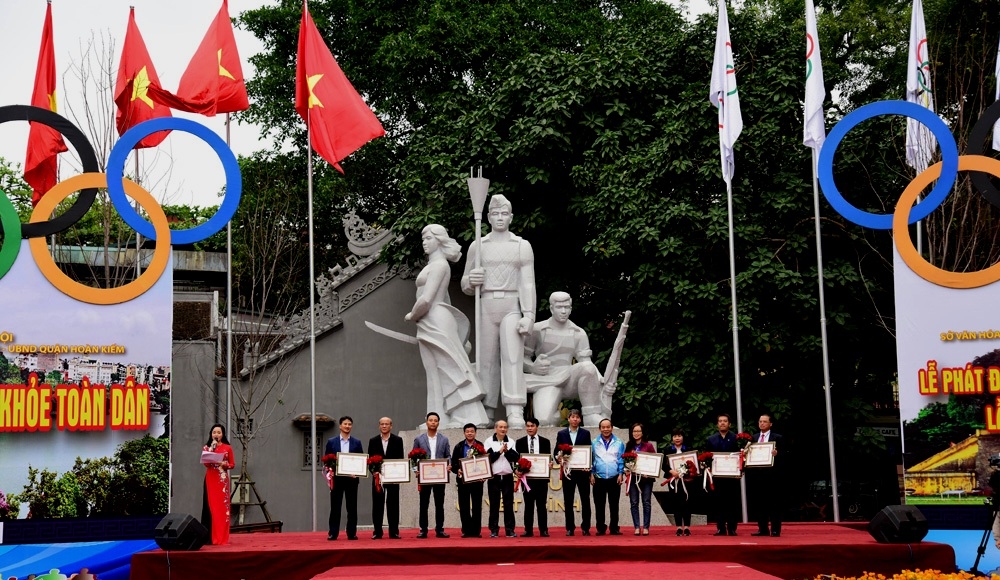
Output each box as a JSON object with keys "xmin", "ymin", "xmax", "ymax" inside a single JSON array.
[{"xmin": 210, "ymin": 441, "xmax": 218, "ymax": 451}]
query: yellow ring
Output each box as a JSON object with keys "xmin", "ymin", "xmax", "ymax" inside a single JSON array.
[
  {"xmin": 893, "ymin": 155, "xmax": 1000, "ymax": 289},
  {"xmin": 29, "ymin": 173, "xmax": 171, "ymax": 304}
]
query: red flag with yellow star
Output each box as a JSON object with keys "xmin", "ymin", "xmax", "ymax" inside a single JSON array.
[
  {"xmin": 295, "ymin": 5, "xmax": 384, "ymax": 173},
  {"xmin": 147, "ymin": 0, "xmax": 248, "ymax": 115},
  {"xmin": 114, "ymin": 7, "xmax": 171, "ymax": 148},
  {"xmin": 25, "ymin": 2, "xmax": 68, "ymax": 206}
]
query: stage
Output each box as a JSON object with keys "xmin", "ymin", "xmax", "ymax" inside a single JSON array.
[{"xmin": 129, "ymin": 522, "xmax": 955, "ymax": 580}]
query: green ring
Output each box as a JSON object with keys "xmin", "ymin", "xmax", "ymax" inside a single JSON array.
[{"xmin": 0, "ymin": 191, "xmax": 22, "ymax": 279}]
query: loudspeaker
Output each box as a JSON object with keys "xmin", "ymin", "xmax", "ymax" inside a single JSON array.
[
  {"xmin": 867, "ymin": 505, "xmax": 928, "ymax": 543},
  {"xmin": 154, "ymin": 513, "xmax": 209, "ymax": 550}
]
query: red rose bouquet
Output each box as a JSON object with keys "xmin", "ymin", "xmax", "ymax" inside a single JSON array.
[
  {"xmin": 467, "ymin": 442, "xmax": 487, "ymax": 458},
  {"xmin": 622, "ymin": 451, "xmax": 638, "ymax": 473},
  {"xmin": 321, "ymin": 453, "xmax": 338, "ymax": 490},
  {"xmin": 513, "ymin": 457, "xmax": 533, "ymax": 492},
  {"xmin": 368, "ymin": 455, "xmax": 384, "ymax": 492},
  {"xmin": 735, "ymin": 432, "xmax": 753, "ymax": 451},
  {"xmin": 408, "ymin": 448, "xmax": 428, "ymax": 470}
]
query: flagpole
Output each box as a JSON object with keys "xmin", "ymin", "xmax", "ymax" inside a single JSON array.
[
  {"xmin": 225, "ymin": 113, "xmax": 233, "ymax": 441},
  {"xmin": 811, "ymin": 147, "xmax": 840, "ymax": 522},
  {"xmin": 723, "ymin": 172, "xmax": 748, "ymax": 523},
  {"xmin": 305, "ymin": 1, "xmax": 319, "ymax": 528}
]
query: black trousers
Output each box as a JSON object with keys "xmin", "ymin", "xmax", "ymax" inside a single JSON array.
[
  {"xmin": 329, "ymin": 476, "xmax": 359, "ymax": 538},
  {"xmin": 487, "ymin": 474, "xmax": 515, "ymax": 533},
  {"xmin": 593, "ymin": 476, "xmax": 621, "ymax": 534},
  {"xmin": 418, "ymin": 483, "xmax": 446, "ymax": 533},
  {"xmin": 748, "ymin": 473, "xmax": 782, "ymax": 534},
  {"xmin": 712, "ymin": 477, "xmax": 741, "ymax": 533},
  {"xmin": 371, "ymin": 481, "xmax": 399, "ymax": 537},
  {"xmin": 523, "ymin": 483, "xmax": 548, "ymax": 533},
  {"xmin": 457, "ymin": 482, "xmax": 484, "ymax": 536},
  {"xmin": 562, "ymin": 470, "xmax": 591, "ymax": 532}
]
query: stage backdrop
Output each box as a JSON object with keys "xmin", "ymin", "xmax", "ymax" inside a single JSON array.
[
  {"xmin": 895, "ymin": 245, "xmax": 1000, "ymax": 506},
  {"xmin": 0, "ymin": 240, "xmax": 173, "ymax": 522}
]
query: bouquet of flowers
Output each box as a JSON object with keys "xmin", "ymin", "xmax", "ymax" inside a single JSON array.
[
  {"xmin": 555, "ymin": 443, "xmax": 574, "ymax": 478},
  {"xmin": 368, "ymin": 455, "xmax": 384, "ymax": 492},
  {"xmin": 466, "ymin": 442, "xmax": 487, "ymax": 458},
  {"xmin": 321, "ymin": 453, "xmax": 338, "ymax": 490},
  {"xmin": 622, "ymin": 451, "xmax": 638, "ymax": 473},
  {"xmin": 698, "ymin": 451, "xmax": 715, "ymax": 491},
  {"xmin": 513, "ymin": 457, "xmax": 533, "ymax": 492},
  {"xmin": 735, "ymin": 432, "xmax": 753, "ymax": 451},
  {"xmin": 697, "ymin": 451, "xmax": 713, "ymax": 469},
  {"xmin": 408, "ymin": 448, "xmax": 428, "ymax": 471}
]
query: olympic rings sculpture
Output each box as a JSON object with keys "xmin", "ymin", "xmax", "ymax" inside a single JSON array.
[
  {"xmin": 0, "ymin": 105, "xmax": 241, "ymax": 304},
  {"xmin": 817, "ymin": 100, "xmax": 1000, "ymax": 289}
]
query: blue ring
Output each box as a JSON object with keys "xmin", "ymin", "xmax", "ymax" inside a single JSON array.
[
  {"xmin": 817, "ymin": 100, "xmax": 958, "ymax": 229},
  {"xmin": 106, "ymin": 117, "xmax": 241, "ymax": 244}
]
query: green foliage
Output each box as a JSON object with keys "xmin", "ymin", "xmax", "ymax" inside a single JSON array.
[
  {"xmin": 0, "ymin": 488, "xmax": 19, "ymax": 520},
  {"xmin": 18, "ymin": 466, "xmax": 87, "ymax": 518},
  {"xmin": 903, "ymin": 398, "xmax": 982, "ymax": 465}
]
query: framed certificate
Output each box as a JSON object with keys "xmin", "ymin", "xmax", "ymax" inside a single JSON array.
[
  {"xmin": 567, "ymin": 445, "xmax": 592, "ymax": 470},
  {"xmin": 381, "ymin": 459, "xmax": 411, "ymax": 484},
  {"xmin": 667, "ymin": 451, "xmax": 699, "ymax": 477},
  {"xmin": 418, "ymin": 459, "xmax": 450, "ymax": 484},
  {"xmin": 711, "ymin": 452, "xmax": 743, "ymax": 478},
  {"xmin": 634, "ymin": 451, "xmax": 664, "ymax": 477},
  {"xmin": 745, "ymin": 442, "xmax": 776, "ymax": 467},
  {"xmin": 521, "ymin": 453, "xmax": 553, "ymax": 479},
  {"xmin": 336, "ymin": 452, "xmax": 369, "ymax": 477},
  {"xmin": 460, "ymin": 455, "xmax": 493, "ymax": 483}
]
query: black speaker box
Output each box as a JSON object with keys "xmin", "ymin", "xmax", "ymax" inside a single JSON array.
[
  {"xmin": 867, "ymin": 505, "xmax": 928, "ymax": 543},
  {"xmin": 153, "ymin": 513, "xmax": 209, "ymax": 550}
]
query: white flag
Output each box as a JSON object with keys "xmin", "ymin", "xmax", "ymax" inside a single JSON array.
[
  {"xmin": 710, "ymin": 0, "xmax": 742, "ymax": 183},
  {"xmin": 905, "ymin": 0, "xmax": 937, "ymax": 172},
  {"xmin": 803, "ymin": 0, "xmax": 826, "ymax": 149},
  {"xmin": 993, "ymin": 34, "xmax": 1000, "ymax": 152}
]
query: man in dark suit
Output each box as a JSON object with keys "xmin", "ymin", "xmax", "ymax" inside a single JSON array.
[
  {"xmin": 452, "ymin": 423, "xmax": 485, "ymax": 538},
  {"xmin": 705, "ymin": 412, "xmax": 741, "ymax": 536},
  {"xmin": 368, "ymin": 416, "xmax": 404, "ymax": 539},
  {"xmin": 748, "ymin": 413, "xmax": 783, "ymax": 537},
  {"xmin": 412, "ymin": 412, "xmax": 451, "ymax": 538},
  {"xmin": 325, "ymin": 415, "xmax": 363, "ymax": 540},
  {"xmin": 553, "ymin": 408, "xmax": 592, "ymax": 536},
  {"xmin": 486, "ymin": 419, "xmax": 519, "ymax": 537},
  {"xmin": 515, "ymin": 416, "xmax": 551, "ymax": 537}
]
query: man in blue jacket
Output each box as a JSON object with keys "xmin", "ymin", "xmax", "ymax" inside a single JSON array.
[
  {"xmin": 325, "ymin": 415, "xmax": 363, "ymax": 540},
  {"xmin": 590, "ymin": 418, "xmax": 624, "ymax": 535}
]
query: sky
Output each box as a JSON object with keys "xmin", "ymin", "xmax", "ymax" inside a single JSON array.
[{"xmin": 0, "ymin": 0, "xmax": 713, "ymax": 210}]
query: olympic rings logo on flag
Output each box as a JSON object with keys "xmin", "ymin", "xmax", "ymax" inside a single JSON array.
[
  {"xmin": 0, "ymin": 105, "xmax": 241, "ymax": 304},
  {"xmin": 817, "ymin": 99, "xmax": 1000, "ymax": 289}
]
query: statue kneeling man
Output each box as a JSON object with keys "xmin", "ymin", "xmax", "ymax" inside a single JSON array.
[{"xmin": 523, "ymin": 292, "xmax": 604, "ymax": 427}]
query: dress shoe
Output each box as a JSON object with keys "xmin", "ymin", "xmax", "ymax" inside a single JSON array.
[
  {"xmin": 389, "ymin": 534, "xmax": 402, "ymax": 539},
  {"xmin": 609, "ymin": 530, "xmax": 623, "ymax": 536},
  {"xmin": 581, "ymin": 530, "xmax": 591, "ymax": 536},
  {"xmin": 540, "ymin": 531, "xmax": 549, "ymax": 537},
  {"xmin": 771, "ymin": 531, "xmax": 781, "ymax": 537},
  {"xmin": 327, "ymin": 533, "xmax": 337, "ymax": 541},
  {"xmin": 596, "ymin": 530, "xmax": 606, "ymax": 536},
  {"xmin": 372, "ymin": 533, "xmax": 383, "ymax": 539},
  {"xmin": 505, "ymin": 531, "xmax": 518, "ymax": 538},
  {"xmin": 676, "ymin": 528, "xmax": 684, "ymax": 536},
  {"xmin": 436, "ymin": 532, "xmax": 450, "ymax": 538},
  {"xmin": 416, "ymin": 531, "xmax": 428, "ymax": 539},
  {"xmin": 728, "ymin": 531, "xmax": 738, "ymax": 536},
  {"xmin": 461, "ymin": 533, "xmax": 472, "ymax": 538},
  {"xmin": 522, "ymin": 531, "xmax": 534, "ymax": 537},
  {"xmin": 750, "ymin": 531, "xmax": 769, "ymax": 537},
  {"xmin": 347, "ymin": 535, "xmax": 358, "ymax": 541},
  {"xmin": 566, "ymin": 530, "xmax": 575, "ymax": 537},
  {"xmin": 490, "ymin": 532, "xmax": 499, "ymax": 538},
  {"xmin": 713, "ymin": 530, "xmax": 727, "ymax": 536},
  {"xmin": 683, "ymin": 529, "xmax": 691, "ymax": 536}
]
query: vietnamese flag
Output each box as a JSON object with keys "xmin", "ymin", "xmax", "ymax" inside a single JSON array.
[
  {"xmin": 114, "ymin": 7, "xmax": 171, "ymax": 148},
  {"xmin": 24, "ymin": 2, "xmax": 68, "ymax": 206},
  {"xmin": 147, "ymin": 0, "xmax": 248, "ymax": 115},
  {"xmin": 295, "ymin": 5, "xmax": 384, "ymax": 173}
]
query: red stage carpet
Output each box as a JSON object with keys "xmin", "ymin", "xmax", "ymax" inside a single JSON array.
[
  {"xmin": 129, "ymin": 523, "xmax": 955, "ymax": 580},
  {"xmin": 310, "ymin": 561, "xmax": 782, "ymax": 580}
]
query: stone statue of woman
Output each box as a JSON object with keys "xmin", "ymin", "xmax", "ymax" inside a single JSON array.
[{"xmin": 405, "ymin": 224, "xmax": 489, "ymax": 428}]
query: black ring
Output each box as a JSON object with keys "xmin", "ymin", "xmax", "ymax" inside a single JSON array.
[
  {"xmin": 967, "ymin": 100, "xmax": 1000, "ymax": 210},
  {"xmin": 0, "ymin": 105, "xmax": 99, "ymax": 238}
]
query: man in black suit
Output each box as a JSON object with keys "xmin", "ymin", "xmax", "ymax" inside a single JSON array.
[
  {"xmin": 368, "ymin": 416, "xmax": 404, "ymax": 539},
  {"xmin": 412, "ymin": 412, "xmax": 451, "ymax": 538},
  {"xmin": 704, "ymin": 412, "xmax": 741, "ymax": 536},
  {"xmin": 748, "ymin": 413, "xmax": 783, "ymax": 537},
  {"xmin": 515, "ymin": 416, "xmax": 551, "ymax": 537},
  {"xmin": 325, "ymin": 415, "xmax": 364, "ymax": 540},
  {"xmin": 553, "ymin": 408, "xmax": 592, "ymax": 536},
  {"xmin": 452, "ymin": 423, "xmax": 485, "ymax": 538}
]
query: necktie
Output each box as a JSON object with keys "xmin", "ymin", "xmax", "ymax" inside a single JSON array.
[
  {"xmin": 759, "ymin": 433, "xmax": 765, "ymax": 442},
  {"xmin": 530, "ymin": 438, "xmax": 535, "ymax": 454}
]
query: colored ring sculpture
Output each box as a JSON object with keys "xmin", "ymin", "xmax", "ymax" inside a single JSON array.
[
  {"xmin": 966, "ymin": 100, "xmax": 1000, "ymax": 210},
  {"xmin": 818, "ymin": 100, "xmax": 959, "ymax": 229},
  {"xmin": 29, "ymin": 173, "xmax": 172, "ymax": 305},
  {"xmin": 106, "ymin": 117, "xmax": 241, "ymax": 245},
  {"xmin": 0, "ymin": 105, "xmax": 100, "ymax": 238},
  {"xmin": 893, "ymin": 155, "xmax": 1000, "ymax": 289},
  {"xmin": 0, "ymin": 191, "xmax": 22, "ymax": 278}
]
